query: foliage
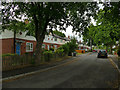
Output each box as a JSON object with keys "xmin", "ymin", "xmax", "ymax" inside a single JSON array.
[
  {"xmin": 2, "ymin": 2, "xmax": 99, "ymax": 62},
  {"xmin": 67, "ymin": 38, "xmax": 78, "ymax": 53},
  {"xmin": 57, "ymin": 37, "xmax": 78, "ymax": 55},
  {"xmin": 42, "ymin": 48, "xmax": 48, "ymax": 52},
  {"xmin": 53, "ymin": 30, "xmax": 66, "ymax": 37},
  {"xmin": 102, "ymin": 2, "xmax": 120, "ymax": 24},
  {"xmin": 43, "ymin": 50, "xmax": 53, "ymax": 55},
  {"xmin": 58, "ymin": 43, "xmax": 69, "ymax": 54},
  {"xmin": 83, "ymin": 9, "xmax": 120, "ymax": 53},
  {"xmin": 50, "ymin": 48, "xmax": 54, "ymax": 51},
  {"xmin": 55, "ymin": 48, "xmax": 64, "ymax": 54},
  {"xmin": 2, "ymin": 53, "xmax": 17, "ymax": 57},
  {"xmin": 102, "ymin": 2, "xmax": 120, "ymax": 54},
  {"xmin": 43, "ymin": 50, "xmax": 53, "ymax": 62}
]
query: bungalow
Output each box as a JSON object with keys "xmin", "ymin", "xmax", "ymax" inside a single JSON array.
[{"xmin": 0, "ymin": 30, "xmax": 70, "ymax": 55}]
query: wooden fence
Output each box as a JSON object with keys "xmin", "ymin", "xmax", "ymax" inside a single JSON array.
[{"xmin": 2, "ymin": 52, "xmax": 66, "ymax": 71}]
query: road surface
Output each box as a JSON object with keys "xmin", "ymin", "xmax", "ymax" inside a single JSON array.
[{"xmin": 2, "ymin": 53, "xmax": 119, "ymax": 88}]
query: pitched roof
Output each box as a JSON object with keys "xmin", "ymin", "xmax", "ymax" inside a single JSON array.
[{"xmin": 53, "ymin": 34, "xmax": 70, "ymax": 41}]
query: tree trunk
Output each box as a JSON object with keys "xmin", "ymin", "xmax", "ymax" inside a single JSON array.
[
  {"xmin": 90, "ymin": 39, "xmax": 92, "ymax": 52},
  {"xmin": 110, "ymin": 45, "xmax": 112, "ymax": 54},
  {"xmin": 34, "ymin": 40, "xmax": 43, "ymax": 64},
  {"xmin": 31, "ymin": 6, "xmax": 49, "ymax": 64},
  {"xmin": 106, "ymin": 45, "xmax": 108, "ymax": 52},
  {"xmin": 34, "ymin": 20, "xmax": 48, "ymax": 64},
  {"xmin": 118, "ymin": 39, "xmax": 120, "ymax": 56}
]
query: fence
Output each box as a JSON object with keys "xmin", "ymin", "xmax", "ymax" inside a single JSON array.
[{"xmin": 2, "ymin": 52, "xmax": 66, "ymax": 71}]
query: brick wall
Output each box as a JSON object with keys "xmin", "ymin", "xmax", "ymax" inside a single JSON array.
[
  {"xmin": 1, "ymin": 38, "xmax": 36, "ymax": 55},
  {"xmin": 2, "ymin": 38, "xmax": 14, "ymax": 54},
  {"xmin": 16, "ymin": 38, "xmax": 36, "ymax": 55},
  {"xmin": 2, "ymin": 38, "xmax": 62, "ymax": 55}
]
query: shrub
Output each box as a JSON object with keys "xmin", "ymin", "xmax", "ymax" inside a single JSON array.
[
  {"xmin": 2, "ymin": 53, "xmax": 17, "ymax": 57},
  {"xmin": 67, "ymin": 38, "xmax": 78, "ymax": 55},
  {"xmin": 50, "ymin": 48, "xmax": 54, "ymax": 51},
  {"xmin": 43, "ymin": 50, "xmax": 53, "ymax": 62},
  {"xmin": 42, "ymin": 48, "xmax": 48, "ymax": 52},
  {"xmin": 58, "ymin": 43, "xmax": 69, "ymax": 54},
  {"xmin": 55, "ymin": 48, "xmax": 64, "ymax": 56}
]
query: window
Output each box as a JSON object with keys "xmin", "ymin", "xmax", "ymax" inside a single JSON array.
[{"xmin": 26, "ymin": 42, "xmax": 33, "ymax": 52}]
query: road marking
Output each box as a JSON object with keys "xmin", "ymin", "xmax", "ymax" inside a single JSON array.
[{"xmin": 108, "ymin": 58, "xmax": 120, "ymax": 74}]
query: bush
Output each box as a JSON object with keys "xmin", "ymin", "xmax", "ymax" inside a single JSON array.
[
  {"xmin": 58, "ymin": 43, "xmax": 69, "ymax": 54},
  {"xmin": 50, "ymin": 48, "xmax": 54, "ymax": 51},
  {"xmin": 42, "ymin": 48, "xmax": 48, "ymax": 52},
  {"xmin": 67, "ymin": 38, "xmax": 78, "ymax": 55},
  {"xmin": 43, "ymin": 50, "xmax": 53, "ymax": 62},
  {"xmin": 55, "ymin": 48, "xmax": 64, "ymax": 56},
  {"xmin": 2, "ymin": 53, "xmax": 17, "ymax": 57}
]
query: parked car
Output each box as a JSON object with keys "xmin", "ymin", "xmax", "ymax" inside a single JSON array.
[{"xmin": 97, "ymin": 50, "xmax": 108, "ymax": 58}]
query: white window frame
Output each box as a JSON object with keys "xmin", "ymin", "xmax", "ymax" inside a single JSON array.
[
  {"xmin": 26, "ymin": 42, "xmax": 33, "ymax": 52},
  {"xmin": 42, "ymin": 44, "xmax": 45, "ymax": 48}
]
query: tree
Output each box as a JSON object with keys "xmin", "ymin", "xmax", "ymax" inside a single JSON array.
[
  {"xmin": 2, "ymin": 2, "xmax": 99, "ymax": 63},
  {"xmin": 102, "ymin": 1, "xmax": 120, "ymax": 55},
  {"xmin": 67, "ymin": 37, "xmax": 78, "ymax": 56},
  {"xmin": 53, "ymin": 30, "xmax": 66, "ymax": 37},
  {"xmin": 84, "ymin": 9, "xmax": 119, "ymax": 53}
]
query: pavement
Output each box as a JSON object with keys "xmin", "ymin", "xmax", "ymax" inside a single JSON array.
[
  {"xmin": 2, "ymin": 52, "xmax": 119, "ymax": 89},
  {"xmin": 109, "ymin": 55, "xmax": 118, "ymax": 65}
]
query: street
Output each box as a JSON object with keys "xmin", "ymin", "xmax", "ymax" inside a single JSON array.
[{"xmin": 2, "ymin": 53, "xmax": 119, "ymax": 88}]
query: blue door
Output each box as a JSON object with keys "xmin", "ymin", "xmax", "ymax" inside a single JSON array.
[{"xmin": 16, "ymin": 43, "xmax": 21, "ymax": 55}]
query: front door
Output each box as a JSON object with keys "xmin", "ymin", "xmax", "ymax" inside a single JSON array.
[{"xmin": 16, "ymin": 43, "xmax": 21, "ymax": 55}]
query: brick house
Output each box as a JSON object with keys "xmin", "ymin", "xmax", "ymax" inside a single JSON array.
[
  {"xmin": 0, "ymin": 30, "xmax": 70, "ymax": 55},
  {"xmin": 76, "ymin": 40, "xmax": 90, "ymax": 53}
]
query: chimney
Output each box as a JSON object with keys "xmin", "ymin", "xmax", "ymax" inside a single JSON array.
[{"xmin": 79, "ymin": 40, "xmax": 81, "ymax": 43}]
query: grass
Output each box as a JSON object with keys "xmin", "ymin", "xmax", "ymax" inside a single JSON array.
[{"xmin": 77, "ymin": 53, "xmax": 83, "ymax": 55}]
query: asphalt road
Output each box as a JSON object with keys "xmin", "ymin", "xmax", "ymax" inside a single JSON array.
[{"xmin": 2, "ymin": 53, "xmax": 119, "ymax": 88}]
